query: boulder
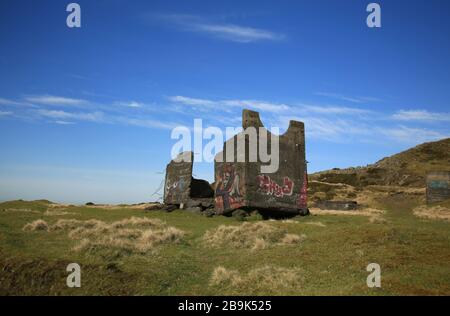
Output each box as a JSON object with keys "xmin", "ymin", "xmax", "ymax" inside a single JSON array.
[
  {"xmin": 185, "ymin": 207, "xmax": 202, "ymax": 214},
  {"xmin": 163, "ymin": 204, "xmax": 178, "ymax": 212},
  {"xmin": 202, "ymin": 209, "xmax": 216, "ymax": 217},
  {"xmin": 231, "ymin": 209, "xmax": 248, "ymax": 221},
  {"xmin": 315, "ymin": 200, "xmax": 357, "ymax": 211},
  {"xmin": 144, "ymin": 204, "xmax": 162, "ymax": 211}
]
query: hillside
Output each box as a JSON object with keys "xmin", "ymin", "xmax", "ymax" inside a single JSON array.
[{"xmin": 310, "ymin": 138, "xmax": 450, "ymax": 188}]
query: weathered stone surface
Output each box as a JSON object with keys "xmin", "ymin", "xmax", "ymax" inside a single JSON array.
[
  {"xmin": 200, "ymin": 200, "xmax": 214, "ymax": 208},
  {"xmin": 426, "ymin": 171, "xmax": 450, "ymax": 204},
  {"xmin": 163, "ymin": 151, "xmax": 214, "ymax": 208},
  {"xmin": 162, "ymin": 204, "xmax": 178, "ymax": 212},
  {"xmin": 144, "ymin": 203, "xmax": 162, "ymax": 211},
  {"xmin": 315, "ymin": 200, "xmax": 357, "ymax": 210},
  {"xmin": 231, "ymin": 209, "xmax": 248, "ymax": 220},
  {"xmin": 185, "ymin": 200, "xmax": 201, "ymax": 208},
  {"xmin": 185, "ymin": 207, "xmax": 202, "ymax": 214},
  {"xmin": 162, "ymin": 109, "xmax": 309, "ymax": 217},
  {"xmin": 185, "ymin": 198, "xmax": 214, "ymax": 209},
  {"xmin": 202, "ymin": 209, "xmax": 216, "ymax": 217},
  {"xmin": 298, "ymin": 208, "xmax": 310, "ymax": 216},
  {"xmin": 163, "ymin": 151, "xmax": 193, "ymax": 205},
  {"xmin": 214, "ymin": 109, "xmax": 308, "ymax": 216}
]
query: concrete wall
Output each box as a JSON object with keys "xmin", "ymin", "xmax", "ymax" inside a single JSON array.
[
  {"xmin": 214, "ymin": 109, "xmax": 308, "ymax": 215},
  {"xmin": 426, "ymin": 171, "xmax": 450, "ymax": 204},
  {"xmin": 163, "ymin": 151, "xmax": 193, "ymax": 205},
  {"xmin": 163, "ymin": 151, "xmax": 214, "ymax": 206}
]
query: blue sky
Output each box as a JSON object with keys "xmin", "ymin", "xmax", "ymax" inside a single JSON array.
[{"xmin": 0, "ymin": 0, "xmax": 449, "ymax": 204}]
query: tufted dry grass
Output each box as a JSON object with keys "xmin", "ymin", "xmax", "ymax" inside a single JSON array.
[
  {"xmin": 309, "ymin": 207, "xmax": 386, "ymax": 223},
  {"xmin": 413, "ymin": 205, "xmax": 450, "ymax": 221},
  {"xmin": 202, "ymin": 222, "xmax": 304, "ymax": 250},
  {"xmin": 43, "ymin": 209, "xmax": 71, "ymax": 216},
  {"xmin": 305, "ymin": 221, "xmax": 327, "ymax": 227},
  {"xmin": 23, "ymin": 219, "xmax": 49, "ymax": 231},
  {"xmin": 210, "ymin": 265, "xmax": 303, "ymax": 294},
  {"xmin": 24, "ymin": 216, "xmax": 185, "ymax": 255},
  {"xmin": 3, "ymin": 208, "xmax": 40, "ymax": 214}
]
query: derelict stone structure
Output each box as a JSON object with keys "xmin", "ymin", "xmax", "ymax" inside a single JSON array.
[
  {"xmin": 426, "ymin": 171, "xmax": 450, "ymax": 204},
  {"xmin": 214, "ymin": 109, "xmax": 308, "ymax": 216},
  {"xmin": 163, "ymin": 152, "xmax": 193, "ymax": 205},
  {"xmin": 163, "ymin": 109, "xmax": 308, "ymax": 216},
  {"xmin": 163, "ymin": 151, "xmax": 214, "ymax": 206}
]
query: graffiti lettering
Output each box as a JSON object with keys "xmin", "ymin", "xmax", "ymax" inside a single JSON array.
[
  {"xmin": 257, "ymin": 175, "xmax": 294, "ymax": 198},
  {"xmin": 297, "ymin": 171, "xmax": 308, "ymax": 208},
  {"xmin": 429, "ymin": 180, "xmax": 448, "ymax": 189},
  {"xmin": 165, "ymin": 178, "xmax": 186, "ymax": 201}
]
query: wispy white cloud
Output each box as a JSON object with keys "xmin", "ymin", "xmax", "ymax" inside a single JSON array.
[
  {"xmin": 315, "ymin": 92, "xmax": 382, "ymax": 104},
  {"xmin": 168, "ymin": 95, "xmax": 374, "ymax": 115},
  {"xmin": 154, "ymin": 14, "xmax": 285, "ymax": 43},
  {"xmin": 25, "ymin": 95, "xmax": 89, "ymax": 106},
  {"xmin": 0, "ymin": 97, "xmax": 30, "ymax": 106},
  {"xmin": 66, "ymin": 74, "xmax": 89, "ymax": 80},
  {"xmin": 380, "ymin": 126, "xmax": 448, "ymax": 143},
  {"xmin": 1, "ymin": 92, "xmax": 179, "ymax": 130},
  {"xmin": 36, "ymin": 109, "xmax": 104, "ymax": 122},
  {"xmin": 391, "ymin": 110, "xmax": 450, "ymax": 122},
  {"xmin": 194, "ymin": 23, "xmax": 284, "ymax": 43},
  {"xmin": 223, "ymin": 100, "xmax": 290, "ymax": 112},
  {"xmin": 277, "ymin": 115, "xmax": 371, "ymax": 141},
  {"xmin": 54, "ymin": 120, "xmax": 75, "ymax": 125},
  {"xmin": 168, "ymin": 95, "xmax": 290, "ymax": 112},
  {"xmin": 168, "ymin": 99, "xmax": 368, "ymax": 140},
  {"xmin": 168, "ymin": 96, "xmax": 215, "ymax": 107},
  {"xmin": 116, "ymin": 117, "xmax": 177, "ymax": 130},
  {"xmin": 298, "ymin": 103, "xmax": 373, "ymax": 115},
  {"xmin": 276, "ymin": 115, "xmax": 448, "ymax": 144},
  {"xmin": 168, "ymin": 95, "xmax": 379, "ymax": 118},
  {"xmin": 5, "ymin": 92, "xmax": 449, "ymax": 143},
  {"xmin": 168, "ymin": 95, "xmax": 450, "ymax": 144},
  {"xmin": 35, "ymin": 108, "xmax": 176, "ymax": 130},
  {"xmin": 114, "ymin": 101, "xmax": 145, "ymax": 108}
]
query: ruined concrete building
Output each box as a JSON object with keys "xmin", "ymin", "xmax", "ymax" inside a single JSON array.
[
  {"xmin": 163, "ymin": 109, "xmax": 308, "ymax": 216},
  {"xmin": 163, "ymin": 151, "xmax": 215, "ymax": 208}
]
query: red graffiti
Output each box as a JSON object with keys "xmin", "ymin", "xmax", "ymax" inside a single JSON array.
[
  {"xmin": 297, "ymin": 171, "xmax": 308, "ymax": 208},
  {"xmin": 215, "ymin": 164, "xmax": 244, "ymax": 212},
  {"xmin": 257, "ymin": 175, "xmax": 294, "ymax": 198}
]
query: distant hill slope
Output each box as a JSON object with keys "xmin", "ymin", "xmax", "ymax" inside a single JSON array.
[{"xmin": 310, "ymin": 138, "xmax": 450, "ymax": 188}]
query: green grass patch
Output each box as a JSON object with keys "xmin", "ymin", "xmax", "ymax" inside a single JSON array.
[{"xmin": 0, "ymin": 199, "xmax": 449, "ymax": 295}]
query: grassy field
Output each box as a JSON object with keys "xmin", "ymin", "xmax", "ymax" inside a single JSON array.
[{"xmin": 0, "ymin": 198, "xmax": 449, "ymax": 296}]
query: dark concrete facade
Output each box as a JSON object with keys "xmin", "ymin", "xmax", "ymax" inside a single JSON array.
[
  {"xmin": 163, "ymin": 151, "xmax": 194, "ymax": 205},
  {"xmin": 163, "ymin": 109, "xmax": 308, "ymax": 216},
  {"xmin": 214, "ymin": 109, "xmax": 308, "ymax": 216},
  {"xmin": 426, "ymin": 171, "xmax": 450, "ymax": 204},
  {"xmin": 163, "ymin": 151, "xmax": 214, "ymax": 206}
]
